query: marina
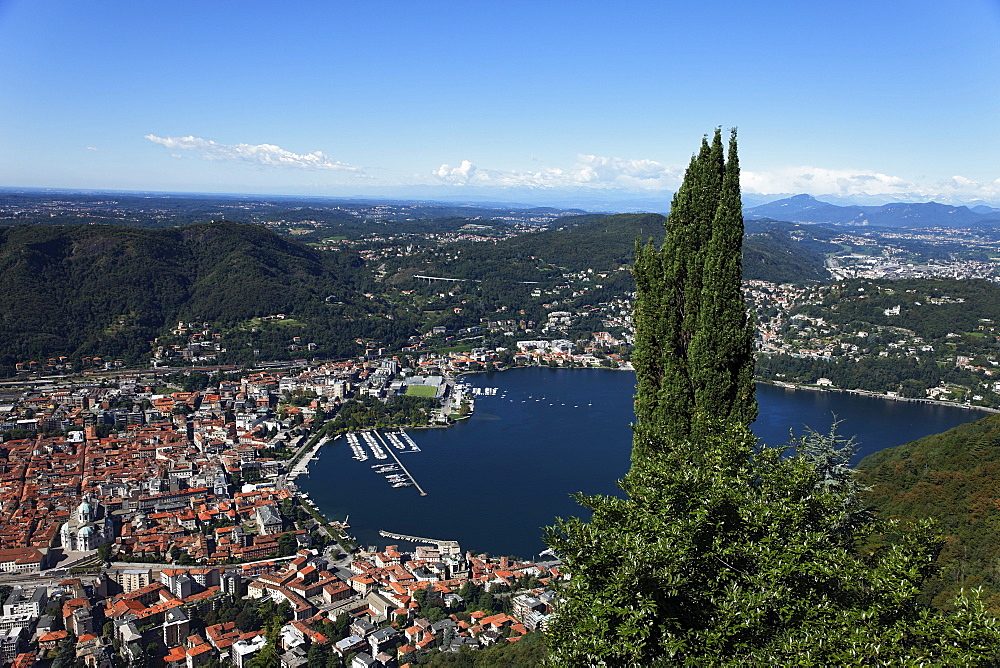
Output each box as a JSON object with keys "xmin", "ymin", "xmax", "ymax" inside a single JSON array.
[
  {"xmin": 338, "ymin": 429, "xmax": 427, "ymax": 494},
  {"xmin": 397, "ymin": 430, "xmax": 420, "ymax": 452},
  {"xmin": 346, "ymin": 432, "xmax": 368, "ymax": 461},
  {"xmin": 378, "ymin": 429, "xmax": 426, "ymax": 496},
  {"xmin": 362, "ymin": 431, "xmax": 388, "ymax": 460},
  {"xmin": 385, "ymin": 431, "xmax": 407, "ymax": 450}
]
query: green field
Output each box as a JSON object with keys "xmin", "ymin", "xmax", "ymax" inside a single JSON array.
[
  {"xmin": 240, "ymin": 316, "xmax": 305, "ymax": 329},
  {"xmin": 405, "ymin": 385, "xmax": 438, "ymax": 398},
  {"xmin": 432, "ymin": 344, "xmax": 473, "ymax": 354}
]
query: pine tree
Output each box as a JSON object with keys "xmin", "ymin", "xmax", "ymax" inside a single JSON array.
[{"xmin": 633, "ymin": 128, "xmax": 755, "ymax": 451}]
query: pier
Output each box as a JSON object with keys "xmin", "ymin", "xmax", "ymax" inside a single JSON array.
[
  {"xmin": 374, "ymin": 431, "xmax": 428, "ymax": 496},
  {"xmin": 378, "ymin": 530, "xmax": 460, "ymax": 556}
]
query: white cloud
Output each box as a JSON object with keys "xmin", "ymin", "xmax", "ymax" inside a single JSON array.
[
  {"xmin": 428, "ymin": 157, "xmax": 1000, "ymax": 204},
  {"xmin": 742, "ymin": 166, "xmax": 1000, "ymax": 204},
  {"xmin": 433, "ymin": 160, "xmax": 478, "ymax": 183},
  {"xmin": 573, "ymin": 154, "xmax": 673, "ymax": 183},
  {"xmin": 741, "ymin": 167, "xmax": 912, "ymax": 197},
  {"xmin": 933, "ymin": 175, "xmax": 1000, "ymax": 202},
  {"xmin": 85, "ymin": 146, "xmax": 99, "ymax": 151},
  {"xmin": 144, "ymin": 134, "xmax": 362, "ymax": 172},
  {"xmin": 431, "ymin": 154, "xmax": 682, "ymax": 190}
]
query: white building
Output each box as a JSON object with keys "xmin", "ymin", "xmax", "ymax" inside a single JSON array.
[{"xmin": 60, "ymin": 498, "xmax": 113, "ymax": 552}]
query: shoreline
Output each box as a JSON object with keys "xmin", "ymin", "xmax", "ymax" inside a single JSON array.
[
  {"xmin": 469, "ymin": 365, "xmax": 1000, "ymax": 414},
  {"xmin": 287, "ymin": 435, "xmax": 328, "ymax": 479},
  {"xmin": 765, "ymin": 380, "xmax": 1000, "ymax": 414}
]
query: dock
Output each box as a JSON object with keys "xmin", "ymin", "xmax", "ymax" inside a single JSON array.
[
  {"xmin": 399, "ymin": 430, "xmax": 420, "ymax": 451},
  {"xmin": 374, "ymin": 431, "xmax": 427, "ymax": 496},
  {"xmin": 378, "ymin": 530, "xmax": 460, "ymax": 556}
]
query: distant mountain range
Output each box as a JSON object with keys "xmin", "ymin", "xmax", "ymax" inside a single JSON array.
[
  {"xmin": 745, "ymin": 194, "xmax": 1000, "ymax": 228},
  {"xmin": 6, "ymin": 186, "xmax": 1000, "ymax": 222}
]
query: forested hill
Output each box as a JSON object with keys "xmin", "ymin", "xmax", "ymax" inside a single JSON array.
[
  {"xmin": 504, "ymin": 213, "xmax": 667, "ymax": 270},
  {"xmin": 522, "ymin": 213, "xmax": 830, "ymax": 282},
  {"xmin": 0, "ymin": 214, "xmax": 829, "ymax": 373},
  {"xmin": 743, "ymin": 226, "xmax": 830, "ymax": 283},
  {"xmin": 858, "ymin": 413, "xmax": 1000, "ymax": 611},
  {"xmin": 390, "ymin": 212, "xmax": 830, "ymax": 283},
  {"xmin": 0, "ymin": 222, "xmax": 413, "ymax": 371}
]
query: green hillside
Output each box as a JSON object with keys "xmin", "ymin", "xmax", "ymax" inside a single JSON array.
[
  {"xmin": 858, "ymin": 413, "xmax": 1000, "ymax": 611},
  {"xmin": 0, "ymin": 213, "xmax": 830, "ymax": 374},
  {"xmin": 0, "ymin": 221, "xmax": 413, "ymax": 371},
  {"xmin": 383, "ymin": 212, "xmax": 829, "ymax": 283}
]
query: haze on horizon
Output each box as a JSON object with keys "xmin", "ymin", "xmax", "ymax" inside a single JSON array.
[{"xmin": 2, "ymin": 1, "xmax": 999, "ymax": 208}]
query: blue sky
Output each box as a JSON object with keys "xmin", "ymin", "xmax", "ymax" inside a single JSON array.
[{"xmin": 2, "ymin": 1, "xmax": 999, "ymax": 206}]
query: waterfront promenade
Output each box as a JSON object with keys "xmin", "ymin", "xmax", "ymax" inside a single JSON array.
[{"xmin": 288, "ymin": 435, "xmax": 329, "ymax": 479}]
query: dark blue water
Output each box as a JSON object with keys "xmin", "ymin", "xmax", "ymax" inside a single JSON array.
[{"xmin": 297, "ymin": 369, "xmax": 988, "ymax": 559}]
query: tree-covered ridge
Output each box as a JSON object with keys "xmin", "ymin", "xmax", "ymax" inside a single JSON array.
[
  {"xmin": 743, "ymin": 226, "xmax": 831, "ymax": 283},
  {"xmin": 859, "ymin": 413, "xmax": 1000, "ymax": 611},
  {"xmin": 797, "ymin": 278, "xmax": 1000, "ymax": 340},
  {"xmin": 0, "ymin": 207, "xmax": 828, "ymax": 374},
  {"xmin": 0, "ymin": 221, "xmax": 414, "ymax": 371},
  {"xmin": 379, "ymin": 211, "xmax": 828, "ymax": 284}
]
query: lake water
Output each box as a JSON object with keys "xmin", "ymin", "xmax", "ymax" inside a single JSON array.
[{"xmin": 296, "ymin": 368, "xmax": 988, "ymax": 559}]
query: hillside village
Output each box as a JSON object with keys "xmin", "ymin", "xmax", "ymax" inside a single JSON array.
[{"xmin": 749, "ymin": 279, "xmax": 1000, "ymax": 407}]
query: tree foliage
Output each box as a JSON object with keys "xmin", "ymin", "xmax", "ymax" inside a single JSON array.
[
  {"xmin": 548, "ymin": 421, "xmax": 1000, "ymax": 664},
  {"xmin": 545, "ymin": 130, "xmax": 1000, "ymax": 665},
  {"xmin": 418, "ymin": 631, "xmax": 547, "ymax": 666},
  {"xmin": 632, "ymin": 129, "xmax": 756, "ymax": 447},
  {"xmin": 859, "ymin": 413, "xmax": 1000, "ymax": 611},
  {"xmin": 0, "ymin": 221, "xmax": 416, "ymax": 371}
]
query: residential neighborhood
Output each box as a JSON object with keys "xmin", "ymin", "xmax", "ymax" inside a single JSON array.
[{"xmin": 0, "ymin": 543, "xmax": 561, "ymax": 666}]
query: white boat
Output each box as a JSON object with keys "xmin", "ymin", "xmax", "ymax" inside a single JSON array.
[
  {"xmin": 347, "ymin": 432, "xmax": 369, "ymax": 461},
  {"xmin": 362, "ymin": 431, "xmax": 387, "ymax": 459}
]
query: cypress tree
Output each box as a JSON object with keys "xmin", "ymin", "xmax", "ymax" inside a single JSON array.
[
  {"xmin": 633, "ymin": 128, "xmax": 755, "ymax": 451},
  {"xmin": 690, "ymin": 129, "xmax": 757, "ymax": 430}
]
